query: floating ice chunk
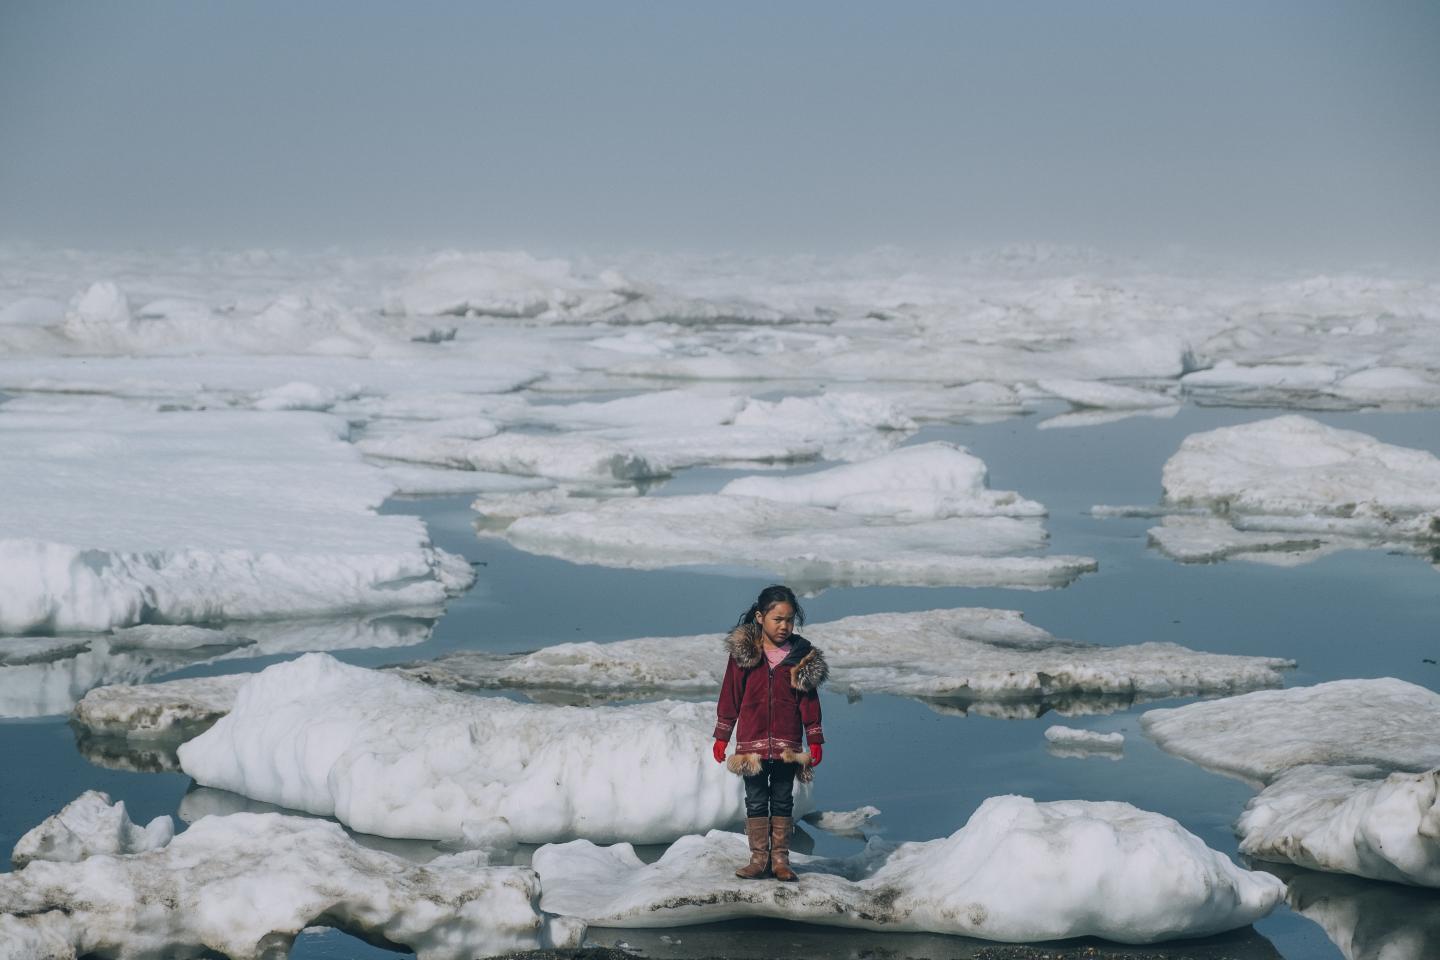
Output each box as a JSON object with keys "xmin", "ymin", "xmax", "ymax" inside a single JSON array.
[
  {"xmin": 533, "ymin": 796, "xmax": 1284, "ymax": 943},
  {"xmin": 495, "ymin": 494, "xmax": 1094, "ymax": 590},
  {"xmin": 1141, "ymin": 679, "xmax": 1440, "ymax": 785},
  {"xmin": 1044, "ymin": 725, "xmax": 1125, "ymax": 749},
  {"xmin": 1183, "ymin": 361, "xmax": 1342, "ymax": 391},
  {"xmin": 74, "ymin": 675, "xmax": 249, "ymax": 741},
  {"xmin": 1037, "ymin": 405, "xmax": 1181, "ymax": 431},
  {"xmin": 1146, "ymin": 515, "xmax": 1342, "ymax": 565},
  {"xmin": 802, "ymin": 806, "xmax": 881, "ymax": 838},
  {"xmin": 0, "ymin": 410, "xmax": 472, "ymax": 633},
  {"xmin": 0, "ymin": 811, "xmax": 582, "ymax": 960},
  {"xmin": 1237, "ymin": 765, "xmax": 1440, "ymax": 887},
  {"xmin": 1333, "ymin": 366, "xmax": 1440, "ymax": 407},
  {"xmin": 721, "ymin": 442, "xmax": 1043, "ymax": 520},
  {"xmin": 396, "ymin": 608, "xmax": 1290, "ymax": 711},
  {"xmin": 11, "ymin": 790, "xmax": 173, "ymax": 868},
  {"xmin": 177, "ymin": 654, "xmax": 786, "ymax": 843},
  {"xmin": 1162, "ymin": 415, "xmax": 1440, "ymax": 523},
  {"xmin": 362, "ymin": 429, "xmax": 665, "ymax": 483},
  {"xmin": 1035, "ymin": 379, "xmax": 1177, "ymax": 409}
]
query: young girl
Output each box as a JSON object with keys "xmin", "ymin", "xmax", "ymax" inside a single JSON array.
[{"xmin": 711, "ymin": 584, "xmax": 828, "ymax": 882}]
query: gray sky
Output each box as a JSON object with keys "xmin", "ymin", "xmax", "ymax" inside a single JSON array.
[{"xmin": 2, "ymin": 1, "xmax": 1437, "ymax": 261}]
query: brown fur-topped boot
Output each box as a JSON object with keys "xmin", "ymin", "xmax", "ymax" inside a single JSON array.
[
  {"xmin": 735, "ymin": 816, "xmax": 771, "ymax": 879},
  {"xmin": 769, "ymin": 816, "xmax": 798, "ymax": 882}
]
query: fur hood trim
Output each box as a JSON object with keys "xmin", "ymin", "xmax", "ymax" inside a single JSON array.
[
  {"xmin": 726, "ymin": 749, "xmax": 815, "ymax": 783},
  {"xmin": 723, "ymin": 625, "xmax": 829, "ymax": 691}
]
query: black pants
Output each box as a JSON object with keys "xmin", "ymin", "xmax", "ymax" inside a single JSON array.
[{"xmin": 743, "ymin": 759, "xmax": 797, "ymax": 818}]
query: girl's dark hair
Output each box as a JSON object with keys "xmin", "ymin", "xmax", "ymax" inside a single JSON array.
[{"xmin": 736, "ymin": 584, "xmax": 805, "ymax": 628}]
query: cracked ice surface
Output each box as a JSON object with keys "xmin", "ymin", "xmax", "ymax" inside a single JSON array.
[
  {"xmin": 532, "ymin": 796, "xmax": 1284, "ymax": 944},
  {"xmin": 177, "ymin": 653, "xmax": 795, "ymax": 843},
  {"xmin": 0, "ymin": 409, "xmax": 472, "ymax": 635},
  {"xmin": 395, "ymin": 608, "xmax": 1292, "ymax": 710},
  {"xmin": 1143, "ymin": 680, "xmax": 1440, "ymax": 887},
  {"xmin": 0, "ymin": 806, "xmax": 583, "ymax": 960}
]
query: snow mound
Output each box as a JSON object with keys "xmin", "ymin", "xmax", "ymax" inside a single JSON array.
[
  {"xmin": 721, "ymin": 442, "xmax": 1044, "ymax": 520},
  {"xmin": 397, "ymin": 608, "xmax": 1291, "ymax": 711},
  {"xmin": 1141, "ymin": 678, "xmax": 1440, "ymax": 785},
  {"xmin": 1238, "ymin": 765, "xmax": 1440, "ymax": 887},
  {"xmin": 11, "ymin": 790, "xmax": 173, "ymax": 869},
  {"xmin": 0, "ymin": 811, "xmax": 583, "ymax": 960},
  {"xmin": 1162, "ymin": 415, "xmax": 1440, "ymax": 528},
  {"xmin": 0, "ymin": 410, "xmax": 472, "ymax": 633},
  {"xmin": 490, "ymin": 493, "xmax": 1095, "ymax": 591},
  {"xmin": 532, "ymin": 796, "xmax": 1284, "ymax": 943},
  {"xmin": 177, "ymin": 654, "xmax": 792, "ymax": 843}
]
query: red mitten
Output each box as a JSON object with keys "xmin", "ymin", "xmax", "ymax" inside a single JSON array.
[
  {"xmin": 713, "ymin": 740, "xmax": 727, "ymax": 764},
  {"xmin": 809, "ymin": 743, "xmax": 823, "ymax": 767}
]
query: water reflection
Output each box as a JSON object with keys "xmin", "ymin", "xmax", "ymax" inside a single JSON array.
[{"xmin": 1258, "ymin": 864, "xmax": 1440, "ymax": 960}]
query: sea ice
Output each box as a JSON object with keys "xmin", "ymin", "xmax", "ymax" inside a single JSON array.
[
  {"xmin": 1035, "ymin": 378, "xmax": 1178, "ymax": 409},
  {"xmin": 532, "ymin": 795, "xmax": 1284, "ymax": 943},
  {"xmin": 11, "ymin": 791, "xmax": 173, "ymax": 869},
  {"xmin": 1044, "ymin": 725, "xmax": 1125, "ymax": 750},
  {"xmin": 802, "ymin": 806, "xmax": 882, "ymax": 838},
  {"xmin": 0, "ymin": 810, "xmax": 583, "ymax": 960},
  {"xmin": 177, "ymin": 653, "xmax": 792, "ymax": 843},
  {"xmin": 394, "ymin": 608, "xmax": 1292, "ymax": 710},
  {"xmin": 0, "ymin": 409, "xmax": 472, "ymax": 634},
  {"xmin": 73, "ymin": 675, "xmax": 249, "ymax": 741}
]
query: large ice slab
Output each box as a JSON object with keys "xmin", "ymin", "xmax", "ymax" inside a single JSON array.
[
  {"xmin": 0, "ymin": 810, "xmax": 582, "ymax": 960},
  {"xmin": 0, "ymin": 409, "xmax": 472, "ymax": 634},
  {"xmin": 532, "ymin": 796, "xmax": 1284, "ymax": 943},
  {"xmin": 1141, "ymin": 679, "xmax": 1440, "ymax": 785},
  {"xmin": 177, "ymin": 653, "xmax": 785, "ymax": 843},
  {"xmin": 398, "ymin": 608, "xmax": 1291, "ymax": 712},
  {"xmin": 11, "ymin": 790, "xmax": 173, "ymax": 869}
]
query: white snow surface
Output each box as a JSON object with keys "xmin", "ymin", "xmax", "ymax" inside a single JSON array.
[
  {"xmin": 0, "ymin": 409, "xmax": 472, "ymax": 634},
  {"xmin": 1044, "ymin": 726, "xmax": 1125, "ymax": 748},
  {"xmin": 720, "ymin": 442, "xmax": 1044, "ymax": 520},
  {"xmin": 532, "ymin": 795, "xmax": 1284, "ymax": 943},
  {"xmin": 1237, "ymin": 765, "xmax": 1440, "ymax": 887},
  {"xmin": 1161, "ymin": 415, "xmax": 1440, "ymax": 525},
  {"xmin": 0, "ymin": 811, "xmax": 582, "ymax": 960},
  {"xmin": 395, "ymin": 608, "xmax": 1292, "ymax": 709},
  {"xmin": 488, "ymin": 493, "xmax": 1095, "ymax": 591},
  {"xmin": 1140, "ymin": 678, "xmax": 1440, "ymax": 785},
  {"xmin": 11, "ymin": 791, "xmax": 173, "ymax": 869},
  {"xmin": 177, "ymin": 653, "xmax": 795, "ymax": 843}
]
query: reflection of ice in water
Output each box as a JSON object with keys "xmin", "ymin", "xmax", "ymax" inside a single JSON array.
[{"xmin": 1260, "ymin": 863, "xmax": 1440, "ymax": 960}]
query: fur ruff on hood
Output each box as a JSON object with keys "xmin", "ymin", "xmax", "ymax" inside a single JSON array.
[
  {"xmin": 724, "ymin": 624, "xmax": 829, "ymax": 692},
  {"xmin": 727, "ymin": 748, "xmax": 815, "ymax": 783}
]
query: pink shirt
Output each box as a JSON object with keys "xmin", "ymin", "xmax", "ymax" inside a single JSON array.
[{"xmin": 763, "ymin": 640, "xmax": 790, "ymax": 669}]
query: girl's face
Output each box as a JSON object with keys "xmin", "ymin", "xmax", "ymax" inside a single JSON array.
[{"xmin": 756, "ymin": 602, "xmax": 795, "ymax": 646}]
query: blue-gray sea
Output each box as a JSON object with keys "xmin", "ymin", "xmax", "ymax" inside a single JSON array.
[{"xmin": 4, "ymin": 403, "xmax": 1437, "ymax": 959}]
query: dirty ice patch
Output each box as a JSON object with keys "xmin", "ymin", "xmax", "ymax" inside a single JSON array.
[
  {"xmin": 1238, "ymin": 765, "xmax": 1440, "ymax": 887},
  {"xmin": 178, "ymin": 654, "xmax": 786, "ymax": 843},
  {"xmin": 721, "ymin": 442, "xmax": 1043, "ymax": 520},
  {"xmin": 0, "ymin": 810, "xmax": 583, "ymax": 960},
  {"xmin": 533, "ymin": 796, "xmax": 1283, "ymax": 943},
  {"xmin": 1141, "ymin": 678, "xmax": 1440, "ymax": 785},
  {"xmin": 487, "ymin": 481, "xmax": 1094, "ymax": 591},
  {"xmin": 0, "ymin": 409, "xmax": 472, "ymax": 634},
  {"xmin": 401, "ymin": 608, "xmax": 1290, "ymax": 713},
  {"xmin": 73, "ymin": 675, "xmax": 249, "ymax": 741}
]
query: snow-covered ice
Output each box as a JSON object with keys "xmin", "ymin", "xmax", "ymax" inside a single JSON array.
[
  {"xmin": 0, "ymin": 809, "xmax": 583, "ymax": 960},
  {"xmin": 532, "ymin": 795, "xmax": 1284, "ymax": 943},
  {"xmin": 73, "ymin": 675, "xmax": 249, "ymax": 741},
  {"xmin": 11, "ymin": 791, "xmax": 173, "ymax": 869},
  {"xmin": 1045, "ymin": 725, "xmax": 1125, "ymax": 751},
  {"xmin": 0, "ymin": 409, "xmax": 472, "ymax": 634},
  {"xmin": 177, "ymin": 653, "xmax": 799, "ymax": 843},
  {"xmin": 395, "ymin": 607, "xmax": 1292, "ymax": 711}
]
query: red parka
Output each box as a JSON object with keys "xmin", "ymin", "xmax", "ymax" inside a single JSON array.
[{"xmin": 713, "ymin": 623, "xmax": 828, "ymax": 762}]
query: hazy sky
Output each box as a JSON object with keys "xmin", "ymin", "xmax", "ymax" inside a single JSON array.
[{"xmin": 2, "ymin": 1, "xmax": 1437, "ymax": 260}]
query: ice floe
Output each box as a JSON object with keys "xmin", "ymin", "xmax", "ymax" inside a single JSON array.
[
  {"xmin": 0, "ymin": 409, "xmax": 471, "ymax": 634},
  {"xmin": 1044, "ymin": 725, "xmax": 1125, "ymax": 759},
  {"xmin": 74, "ymin": 675, "xmax": 248, "ymax": 741},
  {"xmin": 177, "ymin": 653, "xmax": 792, "ymax": 843},
  {"xmin": 532, "ymin": 795, "xmax": 1284, "ymax": 943},
  {"xmin": 394, "ymin": 608, "xmax": 1292, "ymax": 712},
  {"xmin": 1143, "ymin": 680, "xmax": 1440, "ymax": 887},
  {"xmin": 0, "ymin": 806, "xmax": 583, "ymax": 960},
  {"xmin": 11, "ymin": 791, "xmax": 172, "ymax": 869}
]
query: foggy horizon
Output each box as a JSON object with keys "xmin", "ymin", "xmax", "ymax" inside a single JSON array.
[{"xmin": 3, "ymin": 1, "xmax": 1438, "ymax": 265}]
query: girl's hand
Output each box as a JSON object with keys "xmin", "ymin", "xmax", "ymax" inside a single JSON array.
[
  {"xmin": 809, "ymin": 743, "xmax": 823, "ymax": 767},
  {"xmin": 712, "ymin": 740, "xmax": 727, "ymax": 764}
]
